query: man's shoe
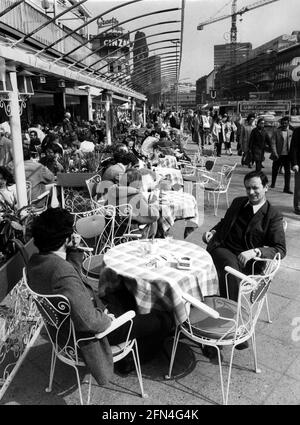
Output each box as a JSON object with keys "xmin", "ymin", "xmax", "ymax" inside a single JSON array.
[
  {"xmin": 235, "ymin": 341, "xmax": 249, "ymax": 350},
  {"xmin": 283, "ymin": 189, "xmax": 293, "ymax": 194},
  {"xmin": 270, "ymin": 184, "xmax": 275, "ymax": 189},
  {"xmin": 294, "ymin": 210, "xmax": 300, "ymax": 215}
]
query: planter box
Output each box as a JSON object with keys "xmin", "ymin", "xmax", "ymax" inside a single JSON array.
[
  {"xmin": 56, "ymin": 172, "xmax": 95, "ymax": 188},
  {"xmin": 0, "ymin": 239, "xmax": 38, "ymax": 303}
]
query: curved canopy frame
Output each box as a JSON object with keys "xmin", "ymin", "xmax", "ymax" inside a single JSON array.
[{"xmin": 1, "ymin": 0, "xmax": 186, "ymax": 99}]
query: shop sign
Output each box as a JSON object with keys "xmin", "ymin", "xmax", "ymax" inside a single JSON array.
[{"xmin": 239, "ymin": 100, "xmax": 291, "ymax": 114}]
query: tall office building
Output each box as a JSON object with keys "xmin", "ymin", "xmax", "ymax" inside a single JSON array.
[
  {"xmin": 214, "ymin": 42, "xmax": 252, "ymax": 69},
  {"xmin": 131, "ymin": 31, "xmax": 149, "ymax": 93},
  {"xmin": 90, "ymin": 17, "xmax": 130, "ymax": 75}
]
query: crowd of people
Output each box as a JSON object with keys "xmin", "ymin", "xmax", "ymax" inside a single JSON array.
[
  {"xmin": 0, "ymin": 109, "xmax": 188, "ymax": 213},
  {"xmin": 186, "ymin": 107, "xmax": 300, "ymax": 213}
]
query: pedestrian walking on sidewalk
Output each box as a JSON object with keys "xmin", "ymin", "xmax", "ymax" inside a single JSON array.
[
  {"xmin": 249, "ymin": 118, "xmax": 271, "ymax": 172},
  {"xmin": 270, "ymin": 116, "xmax": 293, "ymax": 194},
  {"xmin": 240, "ymin": 113, "xmax": 256, "ymax": 167}
]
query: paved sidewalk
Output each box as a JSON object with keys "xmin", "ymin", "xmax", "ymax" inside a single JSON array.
[{"xmin": 1, "ymin": 145, "xmax": 300, "ymax": 405}]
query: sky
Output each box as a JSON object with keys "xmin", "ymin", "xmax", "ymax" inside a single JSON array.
[{"xmin": 85, "ymin": 0, "xmax": 300, "ymax": 83}]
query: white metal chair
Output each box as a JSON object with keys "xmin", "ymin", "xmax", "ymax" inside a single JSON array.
[
  {"xmin": 73, "ymin": 205, "xmax": 115, "ymax": 286},
  {"xmin": 112, "ymin": 204, "xmax": 145, "ymax": 246},
  {"xmin": 85, "ymin": 174, "xmax": 102, "ymax": 206},
  {"xmin": 23, "ymin": 269, "xmax": 147, "ymax": 405},
  {"xmin": 200, "ymin": 163, "xmax": 237, "ymax": 216},
  {"xmin": 73, "ymin": 205, "xmax": 115, "ymax": 253},
  {"xmin": 251, "ymin": 219, "xmax": 287, "ymax": 324},
  {"xmin": 29, "ymin": 190, "xmax": 50, "ymax": 215},
  {"xmin": 165, "ymin": 253, "xmax": 281, "ymax": 405},
  {"xmin": 26, "ymin": 181, "xmax": 32, "ymax": 204}
]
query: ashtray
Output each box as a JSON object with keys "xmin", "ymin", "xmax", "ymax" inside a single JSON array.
[{"xmin": 177, "ymin": 256, "xmax": 192, "ymax": 270}]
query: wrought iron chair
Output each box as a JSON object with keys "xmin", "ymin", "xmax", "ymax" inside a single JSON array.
[
  {"xmin": 165, "ymin": 253, "xmax": 281, "ymax": 405},
  {"xmin": 26, "ymin": 181, "xmax": 32, "ymax": 204},
  {"xmin": 199, "ymin": 163, "xmax": 237, "ymax": 216},
  {"xmin": 251, "ymin": 219, "xmax": 287, "ymax": 324},
  {"xmin": 23, "ymin": 269, "xmax": 147, "ymax": 405},
  {"xmin": 29, "ymin": 190, "xmax": 50, "ymax": 215},
  {"xmin": 112, "ymin": 204, "xmax": 145, "ymax": 246},
  {"xmin": 85, "ymin": 174, "xmax": 103, "ymax": 207},
  {"xmin": 73, "ymin": 205, "xmax": 115, "ymax": 286}
]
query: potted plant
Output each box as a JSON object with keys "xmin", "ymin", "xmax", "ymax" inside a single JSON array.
[{"xmin": 0, "ymin": 201, "xmax": 38, "ymax": 302}]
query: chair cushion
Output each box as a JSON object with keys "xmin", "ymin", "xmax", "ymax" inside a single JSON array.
[
  {"xmin": 182, "ymin": 296, "xmax": 249, "ymax": 340},
  {"xmin": 82, "ymin": 254, "xmax": 104, "ymax": 279},
  {"xmin": 76, "ymin": 214, "xmax": 106, "ymax": 238}
]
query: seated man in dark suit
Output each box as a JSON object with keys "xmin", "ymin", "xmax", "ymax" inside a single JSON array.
[
  {"xmin": 27, "ymin": 208, "xmax": 173, "ymax": 382},
  {"xmin": 203, "ymin": 170, "xmax": 286, "ymax": 302},
  {"xmin": 201, "ymin": 170, "xmax": 286, "ymax": 356}
]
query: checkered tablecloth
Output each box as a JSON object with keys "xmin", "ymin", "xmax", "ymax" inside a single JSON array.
[
  {"xmin": 159, "ymin": 190, "xmax": 199, "ymax": 233},
  {"xmin": 158, "ymin": 155, "xmax": 178, "ymax": 169},
  {"xmin": 102, "ymin": 239, "xmax": 219, "ymax": 323},
  {"xmin": 154, "ymin": 167, "xmax": 183, "ymax": 189}
]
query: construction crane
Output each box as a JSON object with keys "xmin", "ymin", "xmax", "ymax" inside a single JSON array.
[{"xmin": 197, "ymin": 0, "xmax": 281, "ymax": 66}]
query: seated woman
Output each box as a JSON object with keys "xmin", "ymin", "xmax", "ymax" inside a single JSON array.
[
  {"xmin": 39, "ymin": 144, "xmax": 64, "ymax": 176},
  {"xmin": 106, "ymin": 168, "xmax": 159, "ymax": 238},
  {"xmin": 0, "ymin": 166, "xmax": 17, "ymax": 211}
]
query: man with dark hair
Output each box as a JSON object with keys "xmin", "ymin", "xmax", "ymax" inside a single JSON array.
[
  {"xmin": 203, "ymin": 170, "xmax": 286, "ymax": 302},
  {"xmin": 249, "ymin": 118, "xmax": 271, "ymax": 172},
  {"xmin": 27, "ymin": 208, "xmax": 173, "ymax": 382},
  {"xmin": 270, "ymin": 116, "xmax": 293, "ymax": 194},
  {"xmin": 28, "ymin": 130, "xmax": 41, "ymax": 155},
  {"xmin": 23, "ymin": 147, "xmax": 55, "ymax": 200}
]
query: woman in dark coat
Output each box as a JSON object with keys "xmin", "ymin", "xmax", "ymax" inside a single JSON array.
[{"xmin": 249, "ymin": 118, "xmax": 271, "ymax": 172}]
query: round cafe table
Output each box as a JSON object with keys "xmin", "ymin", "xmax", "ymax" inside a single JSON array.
[{"xmin": 99, "ymin": 238, "xmax": 219, "ymax": 323}]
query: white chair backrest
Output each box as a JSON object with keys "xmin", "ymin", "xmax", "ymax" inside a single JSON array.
[
  {"xmin": 112, "ymin": 204, "xmax": 134, "ymax": 245},
  {"xmin": 86, "ymin": 174, "xmax": 101, "ymax": 200},
  {"xmin": 23, "ymin": 270, "xmax": 78, "ymax": 362},
  {"xmin": 30, "ymin": 190, "xmax": 50, "ymax": 214},
  {"xmin": 26, "ymin": 181, "xmax": 32, "ymax": 204},
  {"xmin": 65, "ymin": 190, "xmax": 92, "ymax": 213},
  {"xmin": 237, "ymin": 253, "xmax": 281, "ymax": 332},
  {"xmin": 73, "ymin": 204, "xmax": 115, "ymax": 253},
  {"xmin": 219, "ymin": 163, "xmax": 237, "ymax": 190}
]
